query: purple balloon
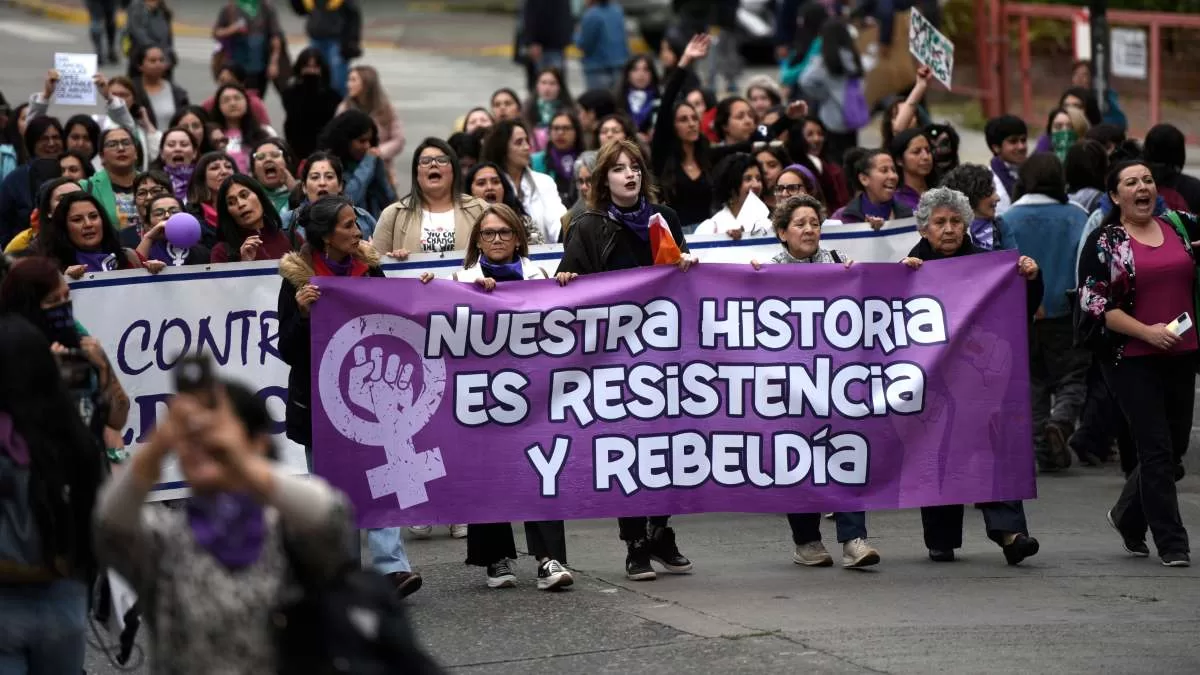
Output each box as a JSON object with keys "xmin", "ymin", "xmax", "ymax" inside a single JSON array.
[{"xmin": 164, "ymin": 212, "xmax": 201, "ymax": 249}]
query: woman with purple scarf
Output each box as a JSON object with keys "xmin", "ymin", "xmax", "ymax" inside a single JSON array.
[
  {"xmin": 617, "ymin": 55, "xmax": 661, "ymax": 136},
  {"xmin": 94, "ymin": 371, "xmax": 357, "ymax": 673},
  {"xmin": 829, "ymin": 148, "xmax": 912, "ymax": 225},
  {"xmin": 939, "ymin": 163, "xmax": 1017, "ymax": 252},
  {"xmin": 531, "ymin": 111, "xmax": 584, "ymax": 206},
  {"xmin": 152, "ymin": 127, "xmax": 197, "ymax": 203},
  {"xmin": 35, "ymin": 191, "xmax": 153, "ymax": 279},
  {"xmin": 889, "ymin": 128, "xmax": 935, "ymax": 212}
]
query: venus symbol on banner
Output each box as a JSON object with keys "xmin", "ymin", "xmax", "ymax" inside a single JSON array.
[{"xmin": 317, "ymin": 313, "xmax": 448, "ymax": 508}]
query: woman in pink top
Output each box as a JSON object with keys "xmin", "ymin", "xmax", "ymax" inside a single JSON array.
[
  {"xmin": 1077, "ymin": 159, "xmax": 1200, "ymax": 568},
  {"xmin": 337, "ymin": 65, "xmax": 405, "ymax": 168}
]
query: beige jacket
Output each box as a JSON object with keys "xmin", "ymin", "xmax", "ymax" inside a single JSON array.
[{"xmin": 371, "ymin": 195, "xmax": 488, "ymax": 256}]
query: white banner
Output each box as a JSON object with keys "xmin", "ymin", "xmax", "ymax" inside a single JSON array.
[{"xmin": 70, "ymin": 219, "xmax": 918, "ymax": 500}]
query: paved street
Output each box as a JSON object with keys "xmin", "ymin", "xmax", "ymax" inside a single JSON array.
[{"xmin": 1, "ymin": 4, "xmax": 1199, "ymax": 674}]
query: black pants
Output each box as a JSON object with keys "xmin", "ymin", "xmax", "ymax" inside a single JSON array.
[
  {"xmin": 465, "ymin": 521, "xmax": 567, "ymax": 566},
  {"xmin": 85, "ymin": 0, "xmax": 117, "ymax": 57},
  {"xmin": 921, "ymin": 501, "xmax": 1029, "ymax": 551},
  {"xmin": 618, "ymin": 516, "xmax": 670, "ymax": 542},
  {"xmin": 1070, "ymin": 361, "xmax": 1137, "ymax": 473},
  {"xmin": 1030, "ymin": 317, "xmax": 1090, "ymax": 463},
  {"xmin": 824, "ymin": 131, "xmax": 860, "ymax": 168},
  {"xmin": 1103, "ymin": 353, "xmax": 1194, "ymax": 556}
]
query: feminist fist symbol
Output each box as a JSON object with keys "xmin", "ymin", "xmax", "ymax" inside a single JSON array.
[{"xmin": 318, "ymin": 314, "xmax": 447, "ymax": 510}]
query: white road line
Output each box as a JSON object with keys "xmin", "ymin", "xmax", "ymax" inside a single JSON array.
[{"xmin": 0, "ymin": 20, "xmax": 72, "ymax": 43}]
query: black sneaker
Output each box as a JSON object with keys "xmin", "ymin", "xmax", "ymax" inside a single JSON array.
[
  {"xmin": 1002, "ymin": 534, "xmax": 1040, "ymax": 565},
  {"xmin": 647, "ymin": 526, "xmax": 693, "ymax": 573},
  {"xmin": 486, "ymin": 560, "xmax": 517, "ymax": 588},
  {"xmin": 1106, "ymin": 509, "xmax": 1150, "ymax": 557},
  {"xmin": 625, "ymin": 540, "xmax": 656, "ymax": 581},
  {"xmin": 1161, "ymin": 552, "xmax": 1191, "ymax": 567},
  {"xmin": 387, "ymin": 571, "xmax": 423, "ymax": 598},
  {"xmin": 928, "ymin": 549, "xmax": 956, "ymax": 562},
  {"xmin": 536, "ymin": 559, "xmax": 574, "ymax": 590}
]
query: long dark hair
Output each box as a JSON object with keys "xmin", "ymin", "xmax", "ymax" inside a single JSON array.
[
  {"xmin": 1060, "ymin": 86, "xmax": 1103, "ymax": 126},
  {"xmin": 658, "ymin": 102, "xmax": 712, "ymax": 205},
  {"xmin": 290, "ymin": 46, "xmax": 332, "ymax": 89},
  {"xmin": 187, "ymin": 151, "xmax": 237, "ymax": 206},
  {"xmin": 2, "ymin": 101, "xmax": 28, "ymax": 162},
  {"xmin": 793, "ymin": 2, "xmax": 830, "ymax": 57},
  {"xmin": 316, "ymin": 109, "xmax": 377, "ymax": 167},
  {"xmin": 481, "ymin": 119, "xmax": 528, "ymax": 175},
  {"xmin": 1012, "ymin": 152, "xmax": 1068, "ymax": 204},
  {"xmin": 465, "ymin": 161, "xmax": 527, "ymax": 217},
  {"xmin": 1100, "ymin": 159, "xmax": 1153, "ymax": 229},
  {"xmin": 617, "ymin": 55, "xmax": 661, "ymax": 106},
  {"xmin": 523, "ymin": 67, "xmax": 573, "ymax": 129},
  {"xmin": 404, "ymin": 137, "xmax": 464, "ymax": 210},
  {"xmin": 291, "ymin": 151, "xmax": 346, "ymax": 209},
  {"xmin": 37, "ymin": 191, "xmax": 133, "ymax": 271},
  {"xmin": 24, "ymin": 116, "xmax": 64, "ymax": 160},
  {"xmin": 62, "ymin": 114, "xmax": 101, "ymax": 159},
  {"xmin": 0, "ymin": 312, "xmax": 104, "ymax": 575},
  {"xmin": 168, "ymin": 105, "xmax": 214, "ymax": 152},
  {"xmin": 820, "ymin": 19, "xmax": 863, "ymax": 78},
  {"xmin": 209, "ymin": 84, "xmax": 268, "ymax": 145},
  {"xmin": 215, "ymin": 174, "xmax": 285, "ymax": 252},
  {"xmin": 711, "ymin": 152, "xmax": 760, "ymax": 210}
]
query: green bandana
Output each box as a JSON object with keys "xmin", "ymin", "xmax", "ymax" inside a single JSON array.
[
  {"xmin": 235, "ymin": 0, "xmax": 261, "ymax": 19},
  {"xmin": 1052, "ymin": 129, "xmax": 1077, "ymax": 162},
  {"xmin": 537, "ymin": 99, "xmax": 557, "ymax": 127}
]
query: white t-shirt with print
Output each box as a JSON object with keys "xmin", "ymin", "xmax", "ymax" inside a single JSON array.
[{"xmin": 421, "ymin": 209, "xmax": 457, "ymax": 253}]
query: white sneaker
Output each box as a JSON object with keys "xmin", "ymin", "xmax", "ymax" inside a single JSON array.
[
  {"xmin": 792, "ymin": 541, "xmax": 834, "ymax": 567},
  {"xmin": 841, "ymin": 538, "xmax": 881, "ymax": 568},
  {"xmin": 449, "ymin": 524, "xmax": 468, "ymax": 539},
  {"xmin": 537, "ymin": 559, "xmax": 574, "ymax": 590},
  {"xmin": 408, "ymin": 525, "xmax": 433, "ymax": 539}
]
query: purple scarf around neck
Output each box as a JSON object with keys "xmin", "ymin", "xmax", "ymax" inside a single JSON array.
[
  {"xmin": 970, "ymin": 216, "xmax": 997, "ymax": 250},
  {"xmin": 164, "ymin": 164, "xmax": 195, "ymax": 203},
  {"xmin": 546, "ymin": 146, "xmax": 576, "ymax": 182},
  {"xmin": 319, "ymin": 251, "xmax": 354, "ymax": 276},
  {"xmin": 480, "ymin": 256, "xmax": 524, "ymax": 282},
  {"xmin": 607, "ymin": 197, "xmax": 653, "ymax": 241},
  {"xmin": 990, "ymin": 155, "xmax": 1017, "ymax": 198},
  {"xmin": 859, "ymin": 194, "xmax": 893, "ymax": 220},
  {"xmin": 187, "ymin": 491, "xmax": 267, "ymax": 570}
]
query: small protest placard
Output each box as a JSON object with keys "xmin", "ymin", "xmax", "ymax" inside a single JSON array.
[
  {"xmin": 53, "ymin": 53, "xmax": 97, "ymax": 106},
  {"xmin": 908, "ymin": 9, "xmax": 954, "ymax": 89}
]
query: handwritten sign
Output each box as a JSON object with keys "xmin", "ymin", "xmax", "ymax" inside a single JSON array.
[
  {"xmin": 53, "ymin": 53, "xmax": 97, "ymax": 106},
  {"xmin": 908, "ymin": 9, "xmax": 954, "ymax": 89}
]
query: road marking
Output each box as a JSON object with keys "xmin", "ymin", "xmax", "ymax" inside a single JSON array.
[{"xmin": 0, "ymin": 20, "xmax": 71, "ymax": 43}]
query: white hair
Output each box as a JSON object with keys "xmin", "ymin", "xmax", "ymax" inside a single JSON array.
[{"xmin": 915, "ymin": 187, "xmax": 974, "ymax": 231}]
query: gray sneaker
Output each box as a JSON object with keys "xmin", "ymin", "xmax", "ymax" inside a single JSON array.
[
  {"xmin": 792, "ymin": 541, "xmax": 834, "ymax": 567},
  {"xmin": 841, "ymin": 538, "xmax": 881, "ymax": 568}
]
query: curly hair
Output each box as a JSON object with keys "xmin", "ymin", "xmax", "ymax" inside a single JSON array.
[
  {"xmin": 711, "ymin": 152, "xmax": 761, "ymax": 211},
  {"xmin": 915, "ymin": 187, "xmax": 973, "ymax": 232},
  {"xmin": 771, "ymin": 194, "xmax": 826, "ymax": 235},
  {"xmin": 938, "ymin": 163, "xmax": 996, "ymax": 211}
]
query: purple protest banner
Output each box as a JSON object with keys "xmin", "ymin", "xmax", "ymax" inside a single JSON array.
[{"xmin": 310, "ymin": 252, "xmax": 1035, "ymax": 529}]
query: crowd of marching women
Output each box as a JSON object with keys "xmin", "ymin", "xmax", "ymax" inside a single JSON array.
[{"xmin": 2, "ymin": 0, "xmax": 1199, "ymax": 672}]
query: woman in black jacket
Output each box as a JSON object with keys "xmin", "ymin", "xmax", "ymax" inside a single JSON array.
[
  {"xmin": 556, "ymin": 138, "xmax": 697, "ymax": 581},
  {"xmin": 281, "ymin": 48, "xmax": 342, "ymax": 162},
  {"xmin": 276, "ymin": 194, "xmax": 423, "ymax": 597},
  {"xmin": 901, "ymin": 186, "xmax": 1044, "ymax": 566}
]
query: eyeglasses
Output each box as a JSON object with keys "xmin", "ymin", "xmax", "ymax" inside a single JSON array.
[
  {"xmin": 479, "ymin": 228, "xmax": 514, "ymax": 242},
  {"xmin": 253, "ymin": 149, "xmax": 283, "ymax": 161},
  {"xmin": 418, "ymin": 155, "xmax": 452, "ymax": 167},
  {"xmin": 151, "ymin": 206, "xmax": 182, "ymax": 219},
  {"xmin": 575, "ymin": 176, "xmax": 590, "ymax": 187},
  {"xmin": 136, "ymin": 187, "xmax": 170, "ymax": 199},
  {"xmin": 774, "ymin": 184, "xmax": 805, "ymax": 196},
  {"xmin": 104, "ymin": 138, "xmax": 134, "ymax": 149},
  {"xmin": 550, "ymin": 125, "xmax": 574, "ymax": 133}
]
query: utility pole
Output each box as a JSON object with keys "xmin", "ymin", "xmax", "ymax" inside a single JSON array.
[{"xmin": 1089, "ymin": 0, "xmax": 1110, "ymax": 113}]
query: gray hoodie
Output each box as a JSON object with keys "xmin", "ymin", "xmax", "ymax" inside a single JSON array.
[
  {"xmin": 799, "ymin": 48, "xmax": 860, "ymax": 134},
  {"xmin": 125, "ymin": 1, "xmax": 172, "ymax": 53}
]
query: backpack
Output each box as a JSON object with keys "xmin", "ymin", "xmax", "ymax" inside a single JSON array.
[
  {"xmin": 841, "ymin": 77, "xmax": 870, "ymax": 131},
  {"xmin": 274, "ymin": 538, "xmax": 443, "ymax": 675}
]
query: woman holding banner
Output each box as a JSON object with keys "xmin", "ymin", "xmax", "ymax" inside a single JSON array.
[
  {"xmin": 901, "ymin": 186, "xmax": 1043, "ymax": 566},
  {"xmin": 557, "ymin": 138, "xmax": 697, "ymax": 581},
  {"xmin": 749, "ymin": 194, "xmax": 881, "ymax": 569},
  {"xmin": 277, "ymin": 194, "xmax": 423, "ymax": 597},
  {"xmin": 418, "ymin": 203, "xmax": 575, "ymax": 591},
  {"xmin": 36, "ymin": 191, "xmax": 151, "ymax": 278}
]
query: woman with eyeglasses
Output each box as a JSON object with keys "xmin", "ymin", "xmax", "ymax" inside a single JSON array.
[
  {"xmin": 773, "ymin": 164, "xmax": 825, "ymax": 207},
  {"xmin": 531, "ymin": 111, "xmax": 584, "ymax": 206},
  {"xmin": 210, "ymin": 175, "xmax": 295, "ymax": 263},
  {"xmin": 480, "ymin": 119, "xmax": 565, "ymax": 244},
  {"xmin": 79, "ymin": 127, "xmax": 143, "ymax": 232},
  {"xmin": 183, "ymin": 151, "xmax": 236, "ymax": 248},
  {"xmin": 418, "ymin": 203, "xmax": 575, "ymax": 590},
  {"xmin": 373, "ymin": 137, "xmax": 487, "ymax": 259},
  {"xmin": 134, "ymin": 193, "xmax": 209, "ymax": 266},
  {"xmin": 115, "ymin": 170, "xmax": 172, "ymax": 248},
  {"xmin": 248, "ymin": 138, "xmax": 296, "ymax": 214},
  {"xmin": 697, "ymin": 153, "xmax": 772, "ymax": 239},
  {"xmin": 561, "ymin": 151, "xmax": 598, "ymax": 238},
  {"xmin": 466, "ymin": 160, "xmax": 541, "ymax": 245}
]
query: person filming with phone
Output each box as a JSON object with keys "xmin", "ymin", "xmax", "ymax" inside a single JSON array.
[{"xmin": 1077, "ymin": 159, "xmax": 1200, "ymax": 568}]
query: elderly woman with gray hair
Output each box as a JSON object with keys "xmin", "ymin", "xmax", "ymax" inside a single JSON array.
[
  {"xmin": 751, "ymin": 195, "xmax": 882, "ymax": 569},
  {"xmin": 901, "ymin": 186, "xmax": 1045, "ymax": 565},
  {"xmin": 560, "ymin": 150, "xmax": 599, "ymax": 238}
]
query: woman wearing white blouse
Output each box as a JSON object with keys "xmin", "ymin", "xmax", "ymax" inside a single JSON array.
[
  {"xmin": 480, "ymin": 119, "xmax": 566, "ymax": 244},
  {"xmin": 696, "ymin": 152, "xmax": 772, "ymax": 239}
]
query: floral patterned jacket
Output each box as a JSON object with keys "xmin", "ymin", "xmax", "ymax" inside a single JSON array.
[{"xmin": 1076, "ymin": 212, "xmax": 1200, "ymax": 362}]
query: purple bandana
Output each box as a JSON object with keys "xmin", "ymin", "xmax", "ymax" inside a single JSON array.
[
  {"xmin": 480, "ymin": 256, "xmax": 524, "ymax": 282},
  {"xmin": 164, "ymin": 164, "xmax": 195, "ymax": 203},
  {"xmin": 970, "ymin": 217, "xmax": 997, "ymax": 251},
  {"xmin": 859, "ymin": 195, "xmax": 893, "ymax": 220},
  {"xmin": 75, "ymin": 250, "xmax": 119, "ymax": 272},
  {"xmin": 990, "ymin": 155, "xmax": 1017, "ymax": 199},
  {"xmin": 626, "ymin": 87, "xmax": 656, "ymax": 129},
  {"xmin": 187, "ymin": 492, "xmax": 267, "ymax": 570},
  {"xmin": 607, "ymin": 197, "xmax": 653, "ymax": 241},
  {"xmin": 547, "ymin": 146, "xmax": 576, "ymax": 183}
]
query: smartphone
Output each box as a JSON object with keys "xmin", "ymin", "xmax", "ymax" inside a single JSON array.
[
  {"xmin": 173, "ymin": 354, "xmax": 217, "ymax": 407},
  {"xmin": 1167, "ymin": 312, "xmax": 1193, "ymax": 337}
]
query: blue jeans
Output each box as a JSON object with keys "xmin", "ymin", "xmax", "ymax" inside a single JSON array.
[
  {"xmin": 311, "ymin": 38, "xmax": 349, "ymax": 97},
  {"xmin": 787, "ymin": 511, "xmax": 868, "ymax": 544},
  {"xmin": 366, "ymin": 527, "xmax": 412, "ymax": 575},
  {"xmin": 0, "ymin": 579, "xmax": 88, "ymax": 675},
  {"xmin": 584, "ymin": 67, "xmax": 623, "ymax": 92},
  {"xmin": 538, "ymin": 49, "xmax": 566, "ymax": 73}
]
